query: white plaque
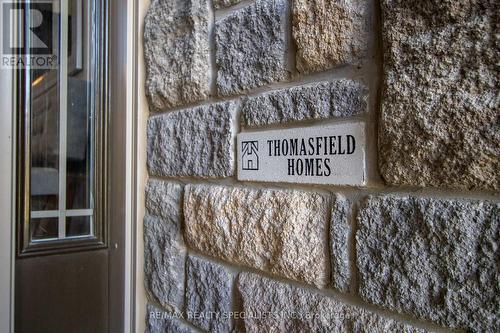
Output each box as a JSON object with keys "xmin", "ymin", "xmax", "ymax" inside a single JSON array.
[{"xmin": 237, "ymin": 122, "xmax": 365, "ymax": 185}]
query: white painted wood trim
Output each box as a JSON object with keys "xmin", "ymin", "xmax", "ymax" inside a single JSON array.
[
  {"xmin": 135, "ymin": 1, "xmax": 150, "ymax": 332},
  {"xmin": 0, "ymin": 23, "xmax": 15, "ymax": 333},
  {"xmin": 125, "ymin": 0, "xmax": 139, "ymax": 331}
]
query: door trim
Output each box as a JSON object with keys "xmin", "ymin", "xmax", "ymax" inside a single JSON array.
[
  {"xmin": 108, "ymin": 0, "xmax": 138, "ymax": 331},
  {"xmin": 0, "ymin": 0, "xmax": 138, "ymax": 331},
  {"xmin": 0, "ymin": 45, "xmax": 15, "ymax": 333}
]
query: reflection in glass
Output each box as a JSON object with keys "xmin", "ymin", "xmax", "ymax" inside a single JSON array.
[
  {"xmin": 30, "ymin": 3, "xmax": 60, "ymax": 211},
  {"xmin": 66, "ymin": 77, "xmax": 92, "ymax": 210},
  {"xmin": 31, "ymin": 218, "xmax": 58, "ymax": 240},
  {"xmin": 28, "ymin": 0, "xmax": 94, "ymax": 242},
  {"xmin": 66, "ymin": 216, "xmax": 91, "ymax": 237}
]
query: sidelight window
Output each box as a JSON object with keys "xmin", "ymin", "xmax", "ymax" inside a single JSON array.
[{"xmin": 17, "ymin": 0, "xmax": 107, "ymax": 255}]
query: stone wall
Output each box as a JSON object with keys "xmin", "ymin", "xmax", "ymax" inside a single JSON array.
[{"xmin": 142, "ymin": 0, "xmax": 499, "ymax": 332}]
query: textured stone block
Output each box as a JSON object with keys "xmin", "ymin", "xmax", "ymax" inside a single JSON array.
[
  {"xmin": 184, "ymin": 184, "xmax": 330, "ymax": 287},
  {"xmin": 237, "ymin": 273, "xmax": 424, "ymax": 332},
  {"xmin": 213, "ymin": 0, "xmax": 243, "ymax": 9},
  {"xmin": 147, "ymin": 101, "xmax": 236, "ymax": 178},
  {"xmin": 357, "ymin": 195, "xmax": 500, "ymax": 332},
  {"xmin": 379, "ymin": 0, "xmax": 500, "ymax": 191},
  {"xmin": 144, "ymin": 0, "xmax": 210, "ymax": 111},
  {"xmin": 330, "ymin": 195, "xmax": 350, "ymax": 292},
  {"xmin": 242, "ymin": 79, "xmax": 368, "ymax": 127},
  {"xmin": 146, "ymin": 304, "xmax": 198, "ymax": 333},
  {"xmin": 215, "ymin": 0, "xmax": 289, "ymax": 96},
  {"xmin": 144, "ymin": 181, "xmax": 185, "ymax": 311},
  {"xmin": 186, "ymin": 256, "xmax": 234, "ymax": 332},
  {"xmin": 292, "ymin": 0, "xmax": 369, "ymax": 73}
]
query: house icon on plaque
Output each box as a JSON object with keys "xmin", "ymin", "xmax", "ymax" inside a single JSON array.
[{"xmin": 241, "ymin": 141, "xmax": 259, "ymax": 170}]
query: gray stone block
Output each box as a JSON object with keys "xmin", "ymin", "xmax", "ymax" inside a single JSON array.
[
  {"xmin": 184, "ymin": 184, "xmax": 330, "ymax": 288},
  {"xmin": 215, "ymin": 0, "xmax": 289, "ymax": 96},
  {"xmin": 292, "ymin": 0, "xmax": 369, "ymax": 73},
  {"xmin": 144, "ymin": 180, "xmax": 185, "ymax": 311},
  {"xmin": 144, "ymin": 0, "xmax": 210, "ymax": 111},
  {"xmin": 237, "ymin": 272, "xmax": 425, "ymax": 332},
  {"xmin": 242, "ymin": 79, "xmax": 368, "ymax": 127},
  {"xmin": 330, "ymin": 195, "xmax": 351, "ymax": 292},
  {"xmin": 146, "ymin": 304, "xmax": 198, "ymax": 333},
  {"xmin": 379, "ymin": 0, "xmax": 500, "ymax": 191},
  {"xmin": 186, "ymin": 256, "xmax": 234, "ymax": 332},
  {"xmin": 213, "ymin": 0, "xmax": 243, "ymax": 9},
  {"xmin": 147, "ymin": 100, "xmax": 237, "ymax": 178},
  {"xmin": 145, "ymin": 179, "xmax": 182, "ymax": 222},
  {"xmin": 357, "ymin": 195, "xmax": 500, "ymax": 332}
]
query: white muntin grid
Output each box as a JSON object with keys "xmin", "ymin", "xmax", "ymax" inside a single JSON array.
[{"xmin": 29, "ymin": 0, "xmax": 94, "ymax": 242}]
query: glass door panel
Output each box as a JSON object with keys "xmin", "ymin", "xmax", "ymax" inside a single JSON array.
[
  {"xmin": 18, "ymin": 0, "xmax": 106, "ymax": 254},
  {"xmin": 30, "ymin": 1, "xmax": 60, "ymax": 213}
]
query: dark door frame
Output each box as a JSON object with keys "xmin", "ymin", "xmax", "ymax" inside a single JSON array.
[
  {"xmin": 1, "ymin": 0, "xmax": 138, "ymax": 331},
  {"xmin": 108, "ymin": 0, "xmax": 138, "ymax": 331}
]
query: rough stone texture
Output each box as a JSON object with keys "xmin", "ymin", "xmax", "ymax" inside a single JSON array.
[
  {"xmin": 215, "ymin": 0, "xmax": 289, "ymax": 96},
  {"xmin": 146, "ymin": 304, "xmax": 198, "ymax": 333},
  {"xmin": 144, "ymin": 180, "xmax": 185, "ymax": 311},
  {"xmin": 147, "ymin": 101, "xmax": 236, "ymax": 178},
  {"xmin": 242, "ymin": 79, "xmax": 368, "ymax": 127},
  {"xmin": 144, "ymin": 0, "xmax": 210, "ymax": 111},
  {"xmin": 213, "ymin": 0, "xmax": 243, "ymax": 9},
  {"xmin": 357, "ymin": 195, "xmax": 500, "ymax": 332},
  {"xmin": 184, "ymin": 184, "xmax": 330, "ymax": 288},
  {"xmin": 292, "ymin": 0, "xmax": 369, "ymax": 74},
  {"xmin": 330, "ymin": 195, "xmax": 351, "ymax": 293},
  {"xmin": 186, "ymin": 256, "xmax": 234, "ymax": 332},
  {"xmin": 379, "ymin": 0, "xmax": 500, "ymax": 191},
  {"xmin": 237, "ymin": 272, "xmax": 425, "ymax": 332}
]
